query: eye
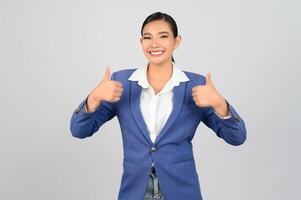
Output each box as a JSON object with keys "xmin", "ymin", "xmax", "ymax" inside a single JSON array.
[
  {"xmin": 160, "ymin": 35, "xmax": 168, "ymax": 38},
  {"xmin": 143, "ymin": 37, "xmax": 151, "ymax": 40}
]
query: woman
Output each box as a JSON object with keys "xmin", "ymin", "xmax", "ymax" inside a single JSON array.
[{"xmin": 70, "ymin": 12, "xmax": 247, "ymax": 200}]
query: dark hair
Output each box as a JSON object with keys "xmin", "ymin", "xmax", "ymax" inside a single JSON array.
[{"xmin": 141, "ymin": 12, "xmax": 178, "ymax": 63}]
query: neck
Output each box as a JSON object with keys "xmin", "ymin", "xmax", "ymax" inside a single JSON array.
[{"xmin": 147, "ymin": 61, "xmax": 173, "ymax": 81}]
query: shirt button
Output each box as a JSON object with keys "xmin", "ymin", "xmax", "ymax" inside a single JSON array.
[{"xmin": 151, "ymin": 146, "xmax": 156, "ymax": 152}]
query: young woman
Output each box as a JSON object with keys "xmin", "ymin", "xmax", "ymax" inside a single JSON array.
[{"xmin": 70, "ymin": 12, "xmax": 247, "ymax": 200}]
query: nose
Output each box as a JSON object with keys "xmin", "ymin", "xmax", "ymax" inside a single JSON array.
[{"xmin": 150, "ymin": 38, "xmax": 160, "ymax": 48}]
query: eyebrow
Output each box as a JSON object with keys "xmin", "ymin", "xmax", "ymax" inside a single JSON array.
[{"xmin": 143, "ymin": 31, "xmax": 170, "ymax": 36}]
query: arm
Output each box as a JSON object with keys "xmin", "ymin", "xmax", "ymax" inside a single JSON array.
[
  {"xmin": 69, "ymin": 72, "xmax": 117, "ymax": 139},
  {"xmin": 202, "ymin": 100, "xmax": 247, "ymax": 146}
]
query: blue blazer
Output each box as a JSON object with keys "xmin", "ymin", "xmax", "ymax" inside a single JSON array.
[{"xmin": 70, "ymin": 69, "xmax": 247, "ymax": 200}]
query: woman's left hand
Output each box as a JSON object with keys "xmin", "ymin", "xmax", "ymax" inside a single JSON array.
[{"xmin": 192, "ymin": 73, "xmax": 228, "ymax": 113}]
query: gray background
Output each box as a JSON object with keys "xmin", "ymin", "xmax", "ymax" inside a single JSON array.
[{"xmin": 1, "ymin": 0, "xmax": 300, "ymax": 199}]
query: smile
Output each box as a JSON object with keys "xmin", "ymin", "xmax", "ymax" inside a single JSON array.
[{"xmin": 149, "ymin": 51, "xmax": 165, "ymax": 56}]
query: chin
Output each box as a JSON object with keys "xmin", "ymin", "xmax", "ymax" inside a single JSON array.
[{"xmin": 147, "ymin": 57, "xmax": 169, "ymax": 65}]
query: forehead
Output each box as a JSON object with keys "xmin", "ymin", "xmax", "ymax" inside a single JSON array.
[{"xmin": 142, "ymin": 20, "xmax": 172, "ymax": 35}]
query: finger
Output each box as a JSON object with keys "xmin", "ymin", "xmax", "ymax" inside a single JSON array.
[
  {"xmin": 192, "ymin": 86, "xmax": 199, "ymax": 92},
  {"xmin": 113, "ymin": 81, "xmax": 123, "ymax": 88},
  {"xmin": 205, "ymin": 72, "xmax": 211, "ymax": 84},
  {"xmin": 114, "ymin": 87, "xmax": 123, "ymax": 93},
  {"xmin": 113, "ymin": 93, "xmax": 122, "ymax": 99},
  {"xmin": 193, "ymin": 96, "xmax": 197, "ymax": 102},
  {"xmin": 111, "ymin": 97, "xmax": 121, "ymax": 102},
  {"xmin": 103, "ymin": 66, "xmax": 111, "ymax": 80},
  {"xmin": 113, "ymin": 87, "xmax": 122, "ymax": 93},
  {"xmin": 114, "ymin": 92, "xmax": 122, "ymax": 98}
]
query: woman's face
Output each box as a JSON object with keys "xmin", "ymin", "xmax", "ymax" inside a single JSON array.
[{"xmin": 140, "ymin": 20, "xmax": 181, "ymax": 65}]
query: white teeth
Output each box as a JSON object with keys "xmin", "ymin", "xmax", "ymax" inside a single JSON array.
[{"xmin": 150, "ymin": 51, "xmax": 163, "ymax": 55}]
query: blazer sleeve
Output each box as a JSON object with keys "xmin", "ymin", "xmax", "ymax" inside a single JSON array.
[
  {"xmin": 201, "ymin": 100, "xmax": 247, "ymax": 146},
  {"xmin": 69, "ymin": 72, "xmax": 117, "ymax": 139}
]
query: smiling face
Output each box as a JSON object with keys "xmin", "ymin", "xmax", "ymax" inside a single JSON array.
[{"xmin": 140, "ymin": 20, "xmax": 181, "ymax": 65}]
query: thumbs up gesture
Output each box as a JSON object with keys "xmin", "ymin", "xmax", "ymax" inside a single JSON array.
[
  {"xmin": 192, "ymin": 73, "xmax": 226, "ymax": 111},
  {"xmin": 86, "ymin": 66, "xmax": 123, "ymax": 112}
]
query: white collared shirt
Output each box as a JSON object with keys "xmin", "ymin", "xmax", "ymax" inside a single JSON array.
[{"xmin": 128, "ymin": 62, "xmax": 190, "ymax": 143}]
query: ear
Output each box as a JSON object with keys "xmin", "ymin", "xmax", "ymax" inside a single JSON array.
[
  {"xmin": 174, "ymin": 35, "xmax": 182, "ymax": 49},
  {"xmin": 140, "ymin": 37, "xmax": 143, "ymax": 44}
]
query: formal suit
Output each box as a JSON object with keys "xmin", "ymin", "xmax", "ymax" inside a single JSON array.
[{"xmin": 70, "ymin": 68, "xmax": 247, "ymax": 200}]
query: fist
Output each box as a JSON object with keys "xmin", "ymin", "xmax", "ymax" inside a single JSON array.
[
  {"xmin": 90, "ymin": 66, "xmax": 123, "ymax": 103},
  {"xmin": 192, "ymin": 73, "xmax": 223, "ymax": 108}
]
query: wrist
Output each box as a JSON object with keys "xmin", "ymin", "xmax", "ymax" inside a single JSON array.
[
  {"xmin": 212, "ymin": 95, "xmax": 225, "ymax": 110},
  {"xmin": 89, "ymin": 89, "xmax": 104, "ymax": 103},
  {"xmin": 212, "ymin": 96, "xmax": 229, "ymax": 117},
  {"xmin": 86, "ymin": 93, "xmax": 101, "ymax": 112}
]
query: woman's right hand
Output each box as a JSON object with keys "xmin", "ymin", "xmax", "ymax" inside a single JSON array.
[{"xmin": 86, "ymin": 66, "xmax": 123, "ymax": 112}]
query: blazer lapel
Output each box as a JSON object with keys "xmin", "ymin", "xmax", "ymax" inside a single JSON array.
[
  {"xmin": 154, "ymin": 82, "xmax": 186, "ymax": 144},
  {"xmin": 130, "ymin": 80, "xmax": 187, "ymax": 146},
  {"xmin": 130, "ymin": 81, "xmax": 153, "ymax": 145}
]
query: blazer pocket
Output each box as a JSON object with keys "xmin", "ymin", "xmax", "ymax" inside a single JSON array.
[{"xmin": 172, "ymin": 155, "xmax": 194, "ymax": 164}]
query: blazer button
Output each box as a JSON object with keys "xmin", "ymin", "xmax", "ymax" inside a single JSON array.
[{"xmin": 151, "ymin": 146, "xmax": 156, "ymax": 152}]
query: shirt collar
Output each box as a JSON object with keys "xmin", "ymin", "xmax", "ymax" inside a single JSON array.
[{"xmin": 128, "ymin": 62, "xmax": 190, "ymax": 94}]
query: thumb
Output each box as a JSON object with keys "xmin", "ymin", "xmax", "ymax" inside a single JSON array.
[
  {"xmin": 205, "ymin": 72, "xmax": 211, "ymax": 85},
  {"xmin": 103, "ymin": 66, "xmax": 111, "ymax": 81}
]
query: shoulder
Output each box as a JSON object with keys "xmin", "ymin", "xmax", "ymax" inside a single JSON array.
[
  {"xmin": 182, "ymin": 70, "xmax": 206, "ymax": 86},
  {"xmin": 111, "ymin": 68, "xmax": 137, "ymax": 81},
  {"xmin": 114, "ymin": 68, "xmax": 136, "ymax": 76}
]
